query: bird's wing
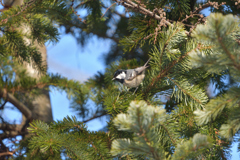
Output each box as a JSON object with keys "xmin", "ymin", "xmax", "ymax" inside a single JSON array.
[
  {"xmin": 126, "ymin": 58, "xmax": 151, "ymax": 81},
  {"xmin": 126, "ymin": 67, "xmax": 146, "ymax": 81},
  {"xmin": 125, "ymin": 69, "xmax": 136, "ymax": 81}
]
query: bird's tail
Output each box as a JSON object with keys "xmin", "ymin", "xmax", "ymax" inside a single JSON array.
[
  {"xmin": 144, "ymin": 57, "xmax": 151, "ymax": 67},
  {"xmin": 134, "ymin": 57, "xmax": 151, "ymax": 74}
]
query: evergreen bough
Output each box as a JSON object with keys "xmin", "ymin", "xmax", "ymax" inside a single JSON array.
[{"xmin": 1, "ymin": 0, "xmax": 240, "ymax": 159}]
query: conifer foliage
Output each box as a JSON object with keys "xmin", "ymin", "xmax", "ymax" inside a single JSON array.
[
  {"xmin": 1, "ymin": 0, "xmax": 240, "ymax": 159},
  {"xmin": 192, "ymin": 13, "xmax": 240, "ymax": 140}
]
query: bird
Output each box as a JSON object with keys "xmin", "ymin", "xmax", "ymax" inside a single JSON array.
[{"xmin": 112, "ymin": 58, "xmax": 151, "ymax": 94}]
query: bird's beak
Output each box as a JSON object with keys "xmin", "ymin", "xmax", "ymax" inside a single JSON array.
[{"xmin": 112, "ymin": 78, "xmax": 115, "ymax": 80}]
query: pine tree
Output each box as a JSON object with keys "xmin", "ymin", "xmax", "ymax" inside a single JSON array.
[
  {"xmin": 0, "ymin": 0, "xmax": 83, "ymax": 158},
  {"xmin": 1, "ymin": 0, "xmax": 240, "ymax": 159}
]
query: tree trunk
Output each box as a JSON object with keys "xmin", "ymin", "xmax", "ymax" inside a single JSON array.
[
  {"xmin": 24, "ymin": 44, "xmax": 53, "ymax": 122},
  {"xmin": 10, "ymin": 0, "xmax": 53, "ymax": 123}
]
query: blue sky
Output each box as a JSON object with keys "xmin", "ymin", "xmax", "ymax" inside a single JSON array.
[{"xmin": 47, "ymin": 33, "xmax": 110, "ymax": 131}]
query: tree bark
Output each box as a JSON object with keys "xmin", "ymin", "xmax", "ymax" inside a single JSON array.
[
  {"xmin": 23, "ymin": 44, "xmax": 53, "ymax": 122},
  {"xmin": 7, "ymin": 0, "xmax": 53, "ymax": 123}
]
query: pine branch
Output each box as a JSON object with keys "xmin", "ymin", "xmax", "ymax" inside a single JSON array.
[
  {"xmin": 217, "ymin": 31, "xmax": 240, "ymax": 71},
  {"xmin": 194, "ymin": 87, "xmax": 240, "ymax": 126},
  {"xmin": 0, "ymin": 151, "xmax": 13, "ymax": 157},
  {"xmin": 0, "ymin": 0, "xmax": 37, "ymax": 25},
  {"xmin": 192, "ymin": 2, "xmax": 226, "ymax": 14},
  {"xmin": 101, "ymin": 3, "xmax": 128, "ymax": 18},
  {"xmin": 90, "ymin": 30, "xmax": 119, "ymax": 43},
  {"xmin": 161, "ymin": 124, "xmax": 176, "ymax": 146},
  {"xmin": 160, "ymin": 27, "xmax": 182, "ymax": 70},
  {"xmin": 167, "ymin": 76, "xmax": 203, "ymax": 105},
  {"xmin": 83, "ymin": 112, "xmax": 107, "ymax": 123},
  {"xmin": 90, "ymin": 141, "xmax": 106, "ymax": 160},
  {"xmin": 172, "ymin": 133, "xmax": 211, "ymax": 160},
  {"xmin": 111, "ymin": 101, "xmax": 167, "ymax": 159},
  {"xmin": 220, "ymin": 118, "xmax": 240, "ymax": 139},
  {"xmin": 63, "ymin": 145, "xmax": 83, "ymax": 160},
  {"xmin": 159, "ymin": 0, "xmax": 168, "ymax": 8},
  {"xmin": 136, "ymin": 107, "xmax": 160, "ymax": 159},
  {"xmin": 0, "ymin": 88, "xmax": 32, "ymax": 120},
  {"xmin": 101, "ymin": 2, "xmax": 117, "ymax": 18},
  {"xmin": 144, "ymin": 44, "xmax": 199, "ymax": 96},
  {"xmin": 28, "ymin": 116, "xmax": 111, "ymax": 159},
  {"xmin": 114, "ymin": 0, "xmax": 172, "ymax": 26},
  {"xmin": 74, "ymin": 0, "xmax": 91, "ymax": 8}
]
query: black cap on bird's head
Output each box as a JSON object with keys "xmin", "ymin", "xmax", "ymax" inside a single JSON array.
[
  {"xmin": 112, "ymin": 69, "xmax": 126, "ymax": 83},
  {"xmin": 112, "ymin": 69, "xmax": 123, "ymax": 79}
]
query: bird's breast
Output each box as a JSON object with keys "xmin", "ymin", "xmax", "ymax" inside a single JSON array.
[{"xmin": 124, "ymin": 74, "xmax": 145, "ymax": 88}]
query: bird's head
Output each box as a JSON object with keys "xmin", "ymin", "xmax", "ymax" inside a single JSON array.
[{"xmin": 112, "ymin": 69, "xmax": 126, "ymax": 83}]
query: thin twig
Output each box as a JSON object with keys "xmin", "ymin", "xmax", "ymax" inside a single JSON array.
[
  {"xmin": 101, "ymin": 2, "xmax": 116, "ymax": 18},
  {"xmin": 75, "ymin": 0, "xmax": 91, "ymax": 8},
  {"xmin": 83, "ymin": 113, "xmax": 107, "ymax": 123},
  {"xmin": 180, "ymin": 2, "xmax": 225, "ymax": 36},
  {"xmin": 71, "ymin": 0, "xmax": 86, "ymax": 24},
  {"xmin": 193, "ymin": 2, "xmax": 226, "ymax": 14},
  {"xmin": 0, "ymin": 98, "xmax": 7, "ymax": 110},
  {"xmin": 102, "ymin": 3, "xmax": 127, "ymax": 18},
  {"xmin": 114, "ymin": 0, "xmax": 172, "ymax": 26}
]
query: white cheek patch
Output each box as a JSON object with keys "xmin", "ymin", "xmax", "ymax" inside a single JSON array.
[{"xmin": 116, "ymin": 72, "xmax": 126, "ymax": 79}]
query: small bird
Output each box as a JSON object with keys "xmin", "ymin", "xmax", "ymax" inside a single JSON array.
[{"xmin": 112, "ymin": 58, "xmax": 151, "ymax": 94}]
